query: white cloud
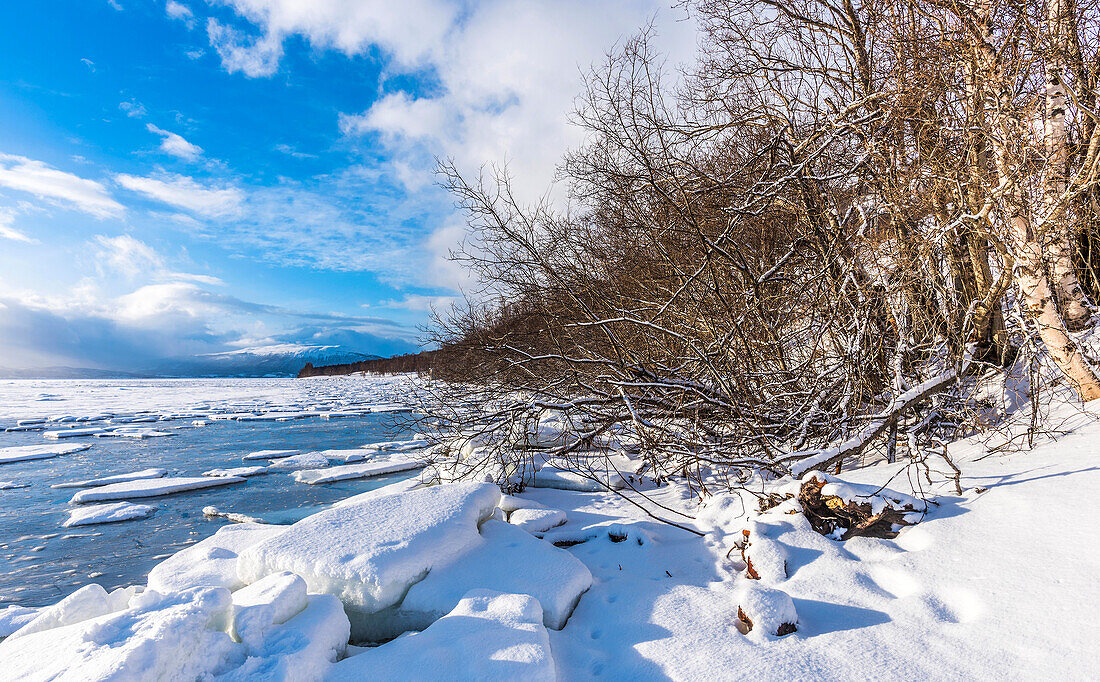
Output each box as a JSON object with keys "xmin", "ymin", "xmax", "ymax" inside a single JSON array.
[
  {"xmin": 373, "ymin": 293, "xmax": 460, "ymax": 312},
  {"xmin": 115, "ymin": 173, "xmax": 243, "ymax": 218},
  {"xmin": 93, "ymin": 234, "xmax": 163, "ymax": 278},
  {"xmin": 207, "ymin": 18, "xmax": 283, "ymax": 78},
  {"xmin": 0, "ymin": 153, "xmax": 124, "ymax": 218},
  {"xmin": 81, "ymin": 58, "xmax": 96, "ymax": 71},
  {"xmin": 0, "ymin": 207, "xmax": 36, "ymax": 243},
  {"xmin": 146, "ymin": 123, "xmax": 203, "ymax": 160},
  {"xmin": 166, "ymin": 0, "xmax": 194, "ymax": 24},
  {"xmin": 119, "ymin": 100, "xmax": 147, "ymax": 118}
]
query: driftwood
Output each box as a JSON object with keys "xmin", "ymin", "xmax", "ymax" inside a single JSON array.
[{"xmin": 796, "ymin": 476, "xmax": 922, "ymax": 540}]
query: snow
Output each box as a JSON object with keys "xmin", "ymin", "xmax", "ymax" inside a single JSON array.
[
  {"xmin": 237, "ymin": 481, "xmax": 500, "ymax": 639},
  {"xmin": 292, "ymin": 456, "xmax": 424, "ymax": 485},
  {"xmin": 203, "ymin": 465, "xmax": 270, "ymax": 478},
  {"xmin": 228, "ymin": 572, "xmax": 308, "ymax": 649},
  {"xmin": 63, "ymin": 501, "xmax": 157, "ymax": 527},
  {"xmin": 508, "ymin": 506, "xmax": 567, "ymax": 534},
  {"xmin": 327, "ymin": 590, "xmax": 555, "ymax": 682},
  {"xmin": 69, "ymin": 475, "xmax": 247, "ymax": 503},
  {"xmin": 266, "ymin": 451, "xmax": 331, "ymax": 471},
  {"xmin": 362, "ymin": 438, "xmax": 429, "ymax": 451},
  {"xmin": 379, "ymin": 519, "xmax": 590, "ymax": 639},
  {"xmin": 0, "ymin": 480, "xmax": 31, "ymax": 489},
  {"xmin": 0, "ymin": 442, "xmax": 91, "ymax": 464},
  {"xmin": 0, "ymin": 605, "xmax": 37, "ymax": 638},
  {"xmin": 531, "ymin": 464, "xmax": 627, "ymax": 491},
  {"xmin": 95, "ymin": 427, "xmax": 175, "ymax": 439},
  {"xmin": 51, "ymin": 467, "xmax": 167, "ymax": 489},
  {"xmin": 243, "ymin": 449, "xmax": 302, "ymax": 461},
  {"xmin": 218, "ymin": 594, "xmax": 349, "ymax": 681},
  {"xmin": 0, "ymin": 587, "xmax": 238, "ymax": 680},
  {"xmin": 147, "ymin": 523, "xmax": 286, "ymax": 593},
  {"xmin": 5, "ymin": 583, "xmax": 138, "ymax": 640},
  {"xmin": 43, "ymin": 427, "xmax": 107, "ymax": 438}
]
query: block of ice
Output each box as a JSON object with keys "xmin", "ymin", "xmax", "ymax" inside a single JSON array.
[
  {"xmin": 6, "ymin": 583, "xmax": 138, "ymax": 640},
  {"xmin": 365, "ymin": 519, "xmax": 590, "ymax": 640},
  {"xmin": 148, "ymin": 523, "xmax": 287, "ymax": 593},
  {"xmin": 266, "ymin": 452, "xmax": 331, "ymax": 471},
  {"xmin": 63, "ymin": 501, "xmax": 157, "ymax": 527},
  {"xmin": 203, "ymin": 466, "xmax": 270, "ymax": 478},
  {"xmin": 51, "ymin": 468, "xmax": 167, "ymax": 489},
  {"xmin": 229, "ymin": 571, "xmax": 308, "ymax": 650},
  {"xmin": 327, "ymin": 590, "xmax": 555, "ymax": 681},
  {"xmin": 43, "ymin": 428, "xmax": 106, "ymax": 439},
  {"xmin": 243, "ymin": 449, "xmax": 302, "ymax": 461},
  {"xmin": 70, "ymin": 476, "xmax": 246, "ymax": 503},
  {"xmin": 0, "ymin": 443, "xmax": 91, "ymax": 465},
  {"xmin": 236, "ymin": 482, "xmax": 501, "ymax": 637},
  {"xmin": 0, "ymin": 587, "xmax": 238, "ymax": 680},
  {"xmin": 292, "ymin": 457, "xmax": 424, "ymax": 485}
]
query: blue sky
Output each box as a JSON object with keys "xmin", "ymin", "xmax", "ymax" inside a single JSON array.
[{"xmin": 0, "ymin": 0, "xmax": 693, "ymax": 371}]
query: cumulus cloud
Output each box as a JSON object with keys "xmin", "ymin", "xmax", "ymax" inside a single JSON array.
[
  {"xmin": 207, "ymin": 18, "xmax": 283, "ymax": 78},
  {"xmin": 146, "ymin": 123, "xmax": 203, "ymax": 160},
  {"xmin": 119, "ymin": 100, "xmax": 147, "ymax": 118},
  {"xmin": 115, "ymin": 172, "xmax": 243, "ymax": 218},
  {"xmin": 0, "ymin": 153, "xmax": 124, "ymax": 218},
  {"xmin": 166, "ymin": 0, "xmax": 194, "ymax": 24}
]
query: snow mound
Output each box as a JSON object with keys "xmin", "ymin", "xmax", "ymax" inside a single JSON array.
[
  {"xmin": 292, "ymin": 456, "xmax": 424, "ymax": 485},
  {"xmin": 0, "ymin": 605, "xmax": 37, "ymax": 638},
  {"xmin": 63, "ymin": 501, "xmax": 157, "ymax": 527},
  {"xmin": 229, "ymin": 572, "xmax": 308, "ymax": 650},
  {"xmin": 0, "ymin": 443, "xmax": 91, "ymax": 464},
  {"xmin": 266, "ymin": 452, "xmax": 330, "ymax": 471},
  {"xmin": 509, "ymin": 507, "xmax": 567, "ymax": 534},
  {"xmin": 51, "ymin": 468, "xmax": 167, "ymax": 489},
  {"xmin": 6, "ymin": 583, "xmax": 138, "ymax": 640},
  {"xmin": 70, "ymin": 475, "xmax": 246, "ymax": 503},
  {"xmin": 236, "ymin": 481, "xmax": 501, "ymax": 639},
  {"xmin": 204, "ymin": 465, "xmax": 270, "ymax": 478},
  {"xmin": 735, "ymin": 582, "xmax": 798, "ymax": 639},
  {"xmin": 0, "ymin": 587, "xmax": 237, "ymax": 680},
  {"xmin": 371, "ymin": 519, "xmax": 590, "ymax": 639},
  {"xmin": 742, "ymin": 525, "xmax": 789, "ymax": 582},
  {"xmin": 148, "ymin": 523, "xmax": 287, "ymax": 593},
  {"xmin": 243, "ymin": 449, "xmax": 301, "ymax": 461},
  {"xmin": 327, "ymin": 590, "xmax": 555, "ymax": 682},
  {"xmin": 218, "ymin": 594, "xmax": 349, "ymax": 682}
]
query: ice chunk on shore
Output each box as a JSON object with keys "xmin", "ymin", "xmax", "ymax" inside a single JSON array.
[
  {"xmin": 148, "ymin": 522, "xmax": 287, "ymax": 593},
  {"xmin": 43, "ymin": 427, "xmax": 106, "ymax": 439},
  {"xmin": 0, "ymin": 443, "xmax": 91, "ymax": 464},
  {"xmin": 204, "ymin": 466, "xmax": 269, "ymax": 478},
  {"xmin": 218, "ymin": 594, "xmax": 349, "ymax": 682},
  {"xmin": 0, "ymin": 587, "xmax": 237, "ymax": 680},
  {"xmin": 509, "ymin": 507, "xmax": 567, "ymax": 534},
  {"xmin": 0, "ymin": 605, "xmax": 37, "ymax": 637},
  {"xmin": 367, "ymin": 520, "xmax": 590, "ymax": 640},
  {"xmin": 531, "ymin": 465, "xmax": 627, "ymax": 491},
  {"xmin": 237, "ymin": 482, "xmax": 500, "ymax": 638},
  {"xmin": 70, "ymin": 476, "xmax": 246, "ymax": 503},
  {"xmin": 292, "ymin": 456, "xmax": 424, "ymax": 485},
  {"xmin": 243, "ymin": 449, "xmax": 302, "ymax": 461},
  {"xmin": 51, "ymin": 468, "xmax": 167, "ymax": 489},
  {"xmin": 6, "ymin": 583, "xmax": 137, "ymax": 640},
  {"xmin": 328, "ymin": 590, "xmax": 555, "ymax": 681},
  {"xmin": 266, "ymin": 452, "xmax": 331, "ymax": 471},
  {"xmin": 229, "ymin": 572, "xmax": 308, "ymax": 649},
  {"xmin": 331, "ymin": 477, "xmax": 424, "ymax": 508},
  {"xmin": 64, "ymin": 501, "xmax": 157, "ymax": 527}
]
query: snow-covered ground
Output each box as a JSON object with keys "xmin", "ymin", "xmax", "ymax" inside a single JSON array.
[{"xmin": 0, "ymin": 376, "xmax": 1096, "ymax": 679}]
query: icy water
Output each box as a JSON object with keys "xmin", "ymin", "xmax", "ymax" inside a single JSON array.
[{"xmin": 0, "ymin": 377, "xmax": 419, "ymax": 607}]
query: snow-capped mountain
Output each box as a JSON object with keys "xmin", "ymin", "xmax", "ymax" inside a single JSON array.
[{"xmin": 148, "ymin": 344, "xmax": 382, "ymax": 377}]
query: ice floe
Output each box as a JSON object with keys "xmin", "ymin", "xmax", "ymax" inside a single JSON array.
[
  {"xmin": 63, "ymin": 502, "xmax": 157, "ymax": 527},
  {"xmin": 291, "ymin": 456, "xmax": 424, "ymax": 485},
  {"xmin": 69, "ymin": 476, "xmax": 247, "ymax": 504},
  {"xmin": 266, "ymin": 452, "xmax": 331, "ymax": 471},
  {"xmin": 43, "ymin": 427, "xmax": 107, "ymax": 439},
  {"xmin": 242, "ymin": 449, "xmax": 302, "ymax": 461},
  {"xmin": 51, "ymin": 468, "xmax": 167, "ymax": 489},
  {"xmin": 0, "ymin": 443, "xmax": 91, "ymax": 464},
  {"xmin": 203, "ymin": 465, "xmax": 270, "ymax": 478}
]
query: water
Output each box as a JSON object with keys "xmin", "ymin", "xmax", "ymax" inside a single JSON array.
[{"xmin": 0, "ymin": 377, "xmax": 419, "ymax": 607}]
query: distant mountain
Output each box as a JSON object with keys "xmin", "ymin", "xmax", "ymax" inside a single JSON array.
[
  {"xmin": 148, "ymin": 344, "xmax": 382, "ymax": 378},
  {"xmin": 0, "ymin": 345, "xmax": 383, "ymax": 379}
]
